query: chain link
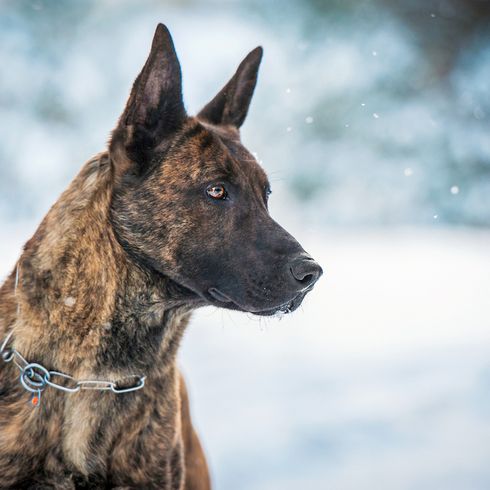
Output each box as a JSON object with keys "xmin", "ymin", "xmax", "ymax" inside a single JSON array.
[{"xmin": 1, "ymin": 332, "xmax": 146, "ymax": 403}]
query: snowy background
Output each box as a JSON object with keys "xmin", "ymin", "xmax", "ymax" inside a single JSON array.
[{"xmin": 1, "ymin": 1, "xmax": 490, "ymax": 489}]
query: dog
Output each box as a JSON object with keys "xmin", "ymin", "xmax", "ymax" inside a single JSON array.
[{"xmin": 0, "ymin": 24, "xmax": 322, "ymax": 489}]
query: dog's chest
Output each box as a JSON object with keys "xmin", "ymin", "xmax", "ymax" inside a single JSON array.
[
  {"xmin": 62, "ymin": 392, "xmax": 108, "ymax": 475},
  {"xmin": 60, "ymin": 377, "xmax": 183, "ymax": 487}
]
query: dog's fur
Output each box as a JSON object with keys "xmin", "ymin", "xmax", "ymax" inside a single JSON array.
[{"xmin": 0, "ymin": 25, "xmax": 321, "ymax": 489}]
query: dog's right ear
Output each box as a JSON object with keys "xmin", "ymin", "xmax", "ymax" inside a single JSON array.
[{"xmin": 110, "ymin": 24, "xmax": 186, "ymax": 178}]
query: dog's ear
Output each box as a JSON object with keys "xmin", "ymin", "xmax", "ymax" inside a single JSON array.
[
  {"xmin": 198, "ymin": 47, "xmax": 263, "ymax": 129},
  {"xmin": 110, "ymin": 24, "xmax": 186, "ymax": 177}
]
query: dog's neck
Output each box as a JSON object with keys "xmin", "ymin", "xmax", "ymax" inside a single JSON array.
[{"xmin": 0, "ymin": 152, "xmax": 194, "ymax": 378}]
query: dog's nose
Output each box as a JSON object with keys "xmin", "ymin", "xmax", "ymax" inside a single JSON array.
[{"xmin": 290, "ymin": 257, "xmax": 323, "ymax": 289}]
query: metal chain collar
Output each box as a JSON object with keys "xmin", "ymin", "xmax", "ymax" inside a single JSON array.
[
  {"xmin": 1, "ymin": 265, "xmax": 146, "ymax": 406},
  {"xmin": 1, "ymin": 331, "xmax": 146, "ymax": 407}
]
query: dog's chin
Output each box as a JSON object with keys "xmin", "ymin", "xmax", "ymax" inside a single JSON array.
[{"xmin": 206, "ymin": 287, "xmax": 309, "ymax": 317}]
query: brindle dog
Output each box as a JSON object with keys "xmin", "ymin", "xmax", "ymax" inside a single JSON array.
[{"xmin": 0, "ymin": 24, "xmax": 322, "ymax": 489}]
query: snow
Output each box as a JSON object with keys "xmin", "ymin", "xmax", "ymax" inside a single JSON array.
[
  {"xmin": 179, "ymin": 227, "xmax": 490, "ymax": 490},
  {"xmin": 2, "ymin": 224, "xmax": 489, "ymax": 489}
]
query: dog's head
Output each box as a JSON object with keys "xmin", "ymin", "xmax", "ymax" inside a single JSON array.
[{"xmin": 109, "ymin": 24, "xmax": 322, "ymax": 316}]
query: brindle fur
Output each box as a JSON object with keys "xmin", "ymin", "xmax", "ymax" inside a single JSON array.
[{"xmin": 0, "ymin": 24, "xmax": 321, "ymax": 489}]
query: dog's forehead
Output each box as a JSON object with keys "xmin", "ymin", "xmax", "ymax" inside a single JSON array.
[
  {"xmin": 167, "ymin": 119, "xmax": 269, "ymax": 188},
  {"xmin": 219, "ymin": 135, "xmax": 270, "ymax": 189}
]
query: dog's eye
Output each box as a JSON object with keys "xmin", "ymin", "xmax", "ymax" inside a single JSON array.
[{"xmin": 206, "ymin": 185, "xmax": 228, "ymax": 200}]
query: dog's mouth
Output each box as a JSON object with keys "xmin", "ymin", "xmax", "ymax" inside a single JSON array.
[
  {"xmin": 158, "ymin": 268, "xmax": 315, "ymax": 317},
  {"xmin": 207, "ymin": 287, "xmax": 310, "ymax": 316}
]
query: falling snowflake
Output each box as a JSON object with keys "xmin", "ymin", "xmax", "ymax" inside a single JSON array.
[
  {"xmin": 450, "ymin": 186, "xmax": 459, "ymax": 195},
  {"xmin": 373, "ymin": 113, "xmax": 379, "ymax": 119},
  {"xmin": 305, "ymin": 116, "xmax": 314, "ymax": 124},
  {"xmin": 372, "ymin": 50, "xmax": 377, "ymax": 56},
  {"xmin": 404, "ymin": 168, "xmax": 413, "ymax": 177},
  {"xmin": 433, "ymin": 214, "xmax": 439, "ymax": 220},
  {"xmin": 286, "ymin": 126, "xmax": 292, "ymax": 132},
  {"xmin": 285, "ymin": 88, "xmax": 291, "ymax": 94},
  {"xmin": 64, "ymin": 296, "xmax": 76, "ymax": 307}
]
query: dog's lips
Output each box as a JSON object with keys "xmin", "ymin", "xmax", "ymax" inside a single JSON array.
[
  {"xmin": 208, "ymin": 287, "xmax": 233, "ymax": 304},
  {"xmin": 252, "ymin": 291, "xmax": 305, "ymax": 317}
]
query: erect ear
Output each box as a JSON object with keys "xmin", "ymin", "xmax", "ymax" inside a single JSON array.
[
  {"xmin": 110, "ymin": 24, "xmax": 186, "ymax": 176},
  {"xmin": 198, "ymin": 46, "xmax": 263, "ymax": 129}
]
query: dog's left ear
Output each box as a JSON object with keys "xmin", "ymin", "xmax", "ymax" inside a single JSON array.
[
  {"xmin": 110, "ymin": 24, "xmax": 186, "ymax": 177},
  {"xmin": 198, "ymin": 47, "xmax": 263, "ymax": 129}
]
